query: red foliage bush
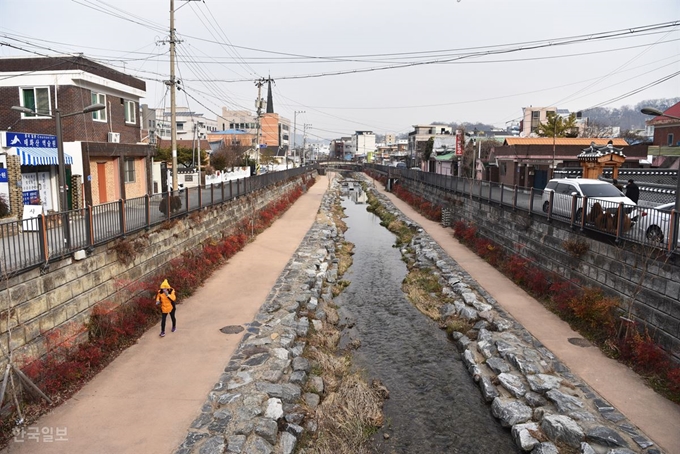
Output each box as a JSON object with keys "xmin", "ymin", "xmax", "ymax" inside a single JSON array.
[
  {"xmin": 19, "ymin": 182, "xmax": 309, "ymax": 404},
  {"xmin": 549, "ymin": 280, "xmax": 581, "ymax": 313},
  {"xmin": 617, "ymin": 327, "xmax": 671, "ymax": 376}
]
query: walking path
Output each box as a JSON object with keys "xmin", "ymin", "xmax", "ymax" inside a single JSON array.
[
  {"xmin": 370, "ymin": 177, "xmax": 680, "ymax": 453},
  {"xmin": 3, "ymin": 172, "xmax": 679, "ymax": 453}
]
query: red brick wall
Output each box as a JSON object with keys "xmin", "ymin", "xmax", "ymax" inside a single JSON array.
[{"xmin": 0, "ymin": 85, "xmax": 140, "ymax": 144}]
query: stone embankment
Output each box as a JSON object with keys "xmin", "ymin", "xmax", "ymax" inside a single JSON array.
[
  {"xmin": 174, "ymin": 191, "xmax": 341, "ymax": 454},
  {"xmin": 364, "ymin": 179, "xmax": 664, "ymax": 454},
  {"xmin": 174, "ymin": 175, "xmax": 664, "ymax": 454}
]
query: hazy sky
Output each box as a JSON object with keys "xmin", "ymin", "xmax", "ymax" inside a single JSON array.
[{"xmin": 1, "ymin": 0, "xmax": 679, "ymax": 141}]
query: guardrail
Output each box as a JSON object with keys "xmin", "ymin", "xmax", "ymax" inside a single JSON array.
[
  {"xmin": 366, "ymin": 164, "xmax": 679, "ymax": 254},
  {"xmin": 0, "ymin": 166, "xmax": 313, "ymax": 277}
]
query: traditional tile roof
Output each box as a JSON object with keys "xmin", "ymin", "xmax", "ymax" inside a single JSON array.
[
  {"xmin": 577, "ymin": 142, "xmax": 626, "ymax": 161},
  {"xmin": 504, "ymin": 138, "xmax": 628, "ymax": 146}
]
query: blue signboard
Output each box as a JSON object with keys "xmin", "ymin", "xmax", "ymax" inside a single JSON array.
[
  {"xmin": 4, "ymin": 132, "xmax": 57, "ymax": 149},
  {"xmin": 0, "ymin": 168, "xmax": 7, "ymax": 183},
  {"xmin": 22, "ymin": 190, "xmax": 40, "ymax": 205}
]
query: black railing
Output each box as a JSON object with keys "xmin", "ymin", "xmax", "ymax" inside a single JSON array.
[
  {"xmin": 0, "ymin": 167, "xmax": 313, "ymax": 277},
  {"xmin": 367, "ymin": 164, "xmax": 679, "ymax": 254}
]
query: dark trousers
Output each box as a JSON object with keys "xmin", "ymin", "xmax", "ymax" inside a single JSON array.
[{"xmin": 161, "ymin": 304, "xmax": 176, "ymax": 333}]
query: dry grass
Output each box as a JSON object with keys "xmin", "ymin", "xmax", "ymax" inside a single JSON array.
[
  {"xmin": 305, "ymin": 373, "xmax": 384, "ymax": 454},
  {"xmin": 336, "ymin": 242, "xmax": 354, "ymax": 277},
  {"xmin": 402, "ymin": 269, "xmax": 444, "ymax": 320},
  {"xmin": 445, "ymin": 318, "xmax": 474, "ymax": 337}
]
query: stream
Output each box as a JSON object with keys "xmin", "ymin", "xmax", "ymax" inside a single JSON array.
[{"xmin": 336, "ymin": 189, "xmax": 519, "ymax": 453}]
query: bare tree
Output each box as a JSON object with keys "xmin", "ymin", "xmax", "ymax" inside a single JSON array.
[{"xmin": 210, "ymin": 142, "xmax": 249, "ymax": 170}]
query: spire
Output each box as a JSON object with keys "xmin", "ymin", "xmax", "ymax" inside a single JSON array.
[{"xmin": 266, "ymin": 77, "xmax": 274, "ymax": 114}]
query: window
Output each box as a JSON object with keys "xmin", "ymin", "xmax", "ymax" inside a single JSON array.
[
  {"xmin": 91, "ymin": 93, "xmax": 107, "ymax": 121},
  {"xmin": 124, "ymin": 159, "xmax": 135, "ymax": 183},
  {"xmin": 669, "ymin": 134, "xmax": 675, "ymax": 146},
  {"xmin": 20, "ymin": 87, "xmax": 50, "ymax": 117},
  {"xmin": 124, "ymin": 100, "xmax": 136, "ymax": 124}
]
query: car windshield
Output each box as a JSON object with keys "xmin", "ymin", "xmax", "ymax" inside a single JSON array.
[{"xmin": 579, "ymin": 184, "xmax": 623, "ymax": 198}]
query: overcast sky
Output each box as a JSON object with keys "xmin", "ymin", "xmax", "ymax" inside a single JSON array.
[{"xmin": 1, "ymin": 0, "xmax": 679, "ymax": 141}]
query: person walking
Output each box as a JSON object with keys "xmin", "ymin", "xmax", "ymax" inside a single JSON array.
[
  {"xmin": 612, "ymin": 178, "xmax": 624, "ymax": 192},
  {"xmin": 625, "ymin": 179, "xmax": 640, "ymax": 204},
  {"xmin": 155, "ymin": 279, "xmax": 177, "ymax": 337}
]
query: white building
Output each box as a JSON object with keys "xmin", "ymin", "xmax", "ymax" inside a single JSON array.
[
  {"xmin": 352, "ymin": 131, "xmax": 376, "ymax": 160},
  {"xmin": 154, "ymin": 107, "xmax": 218, "ymax": 142}
]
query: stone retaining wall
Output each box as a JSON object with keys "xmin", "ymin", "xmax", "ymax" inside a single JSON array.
[
  {"xmin": 0, "ymin": 174, "xmax": 314, "ymax": 369},
  {"xmin": 390, "ymin": 177, "xmax": 680, "ymax": 363}
]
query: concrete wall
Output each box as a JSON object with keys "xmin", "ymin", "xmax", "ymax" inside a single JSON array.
[
  {"xmin": 396, "ymin": 179, "xmax": 680, "ymax": 362},
  {"xmin": 0, "ymin": 173, "xmax": 313, "ymax": 368}
]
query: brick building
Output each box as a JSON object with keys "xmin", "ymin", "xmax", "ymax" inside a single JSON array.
[{"xmin": 0, "ymin": 55, "xmax": 154, "ymax": 213}]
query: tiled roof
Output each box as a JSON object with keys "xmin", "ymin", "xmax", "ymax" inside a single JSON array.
[
  {"xmin": 577, "ymin": 142, "xmax": 626, "ymax": 161},
  {"xmin": 156, "ymin": 139, "xmax": 212, "ymax": 150},
  {"xmin": 504, "ymin": 138, "xmax": 628, "ymax": 146}
]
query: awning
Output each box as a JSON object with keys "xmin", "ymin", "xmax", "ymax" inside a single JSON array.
[{"xmin": 18, "ymin": 147, "xmax": 73, "ymax": 166}]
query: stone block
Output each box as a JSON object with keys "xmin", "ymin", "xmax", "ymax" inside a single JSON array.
[
  {"xmin": 497, "ymin": 373, "xmax": 526, "ymax": 397},
  {"xmin": 254, "ymin": 417, "xmax": 279, "ymax": 445},
  {"xmin": 491, "ymin": 397, "xmax": 532, "ymax": 427},
  {"xmin": 511, "ymin": 422, "xmax": 540, "ymax": 451},
  {"xmin": 540, "ymin": 414, "xmax": 584, "ymax": 448},
  {"xmin": 17, "ymin": 297, "xmax": 48, "ymax": 324}
]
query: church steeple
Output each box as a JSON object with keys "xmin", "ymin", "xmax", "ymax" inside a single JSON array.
[{"xmin": 266, "ymin": 78, "xmax": 274, "ymax": 114}]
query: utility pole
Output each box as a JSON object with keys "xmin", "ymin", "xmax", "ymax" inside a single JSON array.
[
  {"xmin": 168, "ymin": 0, "xmax": 199, "ymax": 191},
  {"xmin": 302, "ymin": 124, "xmax": 311, "ymax": 166},
  {"xmin": 293, "ymin": 110, "xmax": 305, "ymax": 167},
  {"xmin": 169, "ymin": 0, "xmax": 177, "ymax": 191}
]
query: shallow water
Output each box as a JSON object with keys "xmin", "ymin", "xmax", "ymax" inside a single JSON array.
[{"xmin": 337, "ymin": 194, "xmax": 519, "ymax": 454}]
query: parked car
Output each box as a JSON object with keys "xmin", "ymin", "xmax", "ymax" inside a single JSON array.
[
  {"xmin": 630, "ymin": 202, "xmax": 680, "ymax": 244},
  {"xmin": 394, "ymin": 162, "xmax": 407, "ymax": 168},
  {"xmin": 541, "ymin": 178, "xmax": 636, "ymax": 221}
]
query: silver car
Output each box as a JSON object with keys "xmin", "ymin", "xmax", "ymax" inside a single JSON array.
[
  {"xmin": 542, "ymin": 178, "xmax": 636, "ymax": 221},
  {"xmin": 631, "ymin": 202, "xmax": 680, "ymax": 244}
]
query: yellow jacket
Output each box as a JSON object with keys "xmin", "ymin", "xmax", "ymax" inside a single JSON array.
[{"xmin": 156, "ymin": 280, "xmax": 177, "ymax": 313}]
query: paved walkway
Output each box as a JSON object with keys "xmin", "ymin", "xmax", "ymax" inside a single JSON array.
[
  {"xmin": 4, "ymin": 172, "xmax": 680, "ymax": 453},
  {"xmin": 368, "ymin": 177, "xmax": 680, "ymax": 454}
]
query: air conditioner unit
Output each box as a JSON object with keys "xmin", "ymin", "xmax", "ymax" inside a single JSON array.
[{"xmin": 108, "ymin": 132, "xmax": 120, "ymax": 143}]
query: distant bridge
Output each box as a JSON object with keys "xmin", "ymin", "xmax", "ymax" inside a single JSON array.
[{"xmin": 315, "ymin": 161, "xmax": 363, "ymax": 173}]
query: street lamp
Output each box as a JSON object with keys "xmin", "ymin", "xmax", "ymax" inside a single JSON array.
[
  {"xmin": 11, "ymin": 103, "xmax": 105, "ymax": 213},
  {"xmin": 640, "ymin": 107, "xmax": 680, "ymax": 212}
]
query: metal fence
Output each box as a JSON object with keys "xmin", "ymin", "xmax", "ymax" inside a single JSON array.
[
  {"xmin": 0, "ymin": 166, "xmax": 313, "ymax": 277},
  {"xmin": 367, "ymin": 164, "xmax": 680, "ymax": 255}
]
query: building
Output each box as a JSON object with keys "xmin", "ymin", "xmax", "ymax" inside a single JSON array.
[
  {"xmin": 352, "ymin": 131, "xmax": 376, "ymax": 161},
  {"xmin": 488, "ymin": 137, "xmax": 648, "ymax": 189},
  {"xmin": 0, "ymin": 55, "xmax": 153, "ymax": 214},
  {"xmin": 408, "ymin": 124, "xmax": 453, "ymax": 166},
  {"xmin": 150, "ymin": 106, "xmax": 218, "ymax": 142},
  {"xmin": 645, "ymin": 102, "xmax": 680, "ymax": 167},
  {"xmin": 219, "ymin": 109, "xmax": 291, "ymax": 163},
  {"xmin": 520, "ymin": 107, "xmax": 586, "ymax": 137}
]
